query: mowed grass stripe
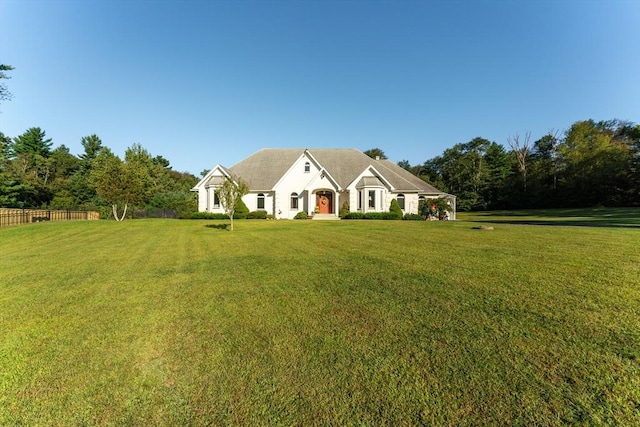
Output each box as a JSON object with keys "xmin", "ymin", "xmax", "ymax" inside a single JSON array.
[{"xmin": 1, "ymin": 216, "xmax": 639, "ymax": 425}]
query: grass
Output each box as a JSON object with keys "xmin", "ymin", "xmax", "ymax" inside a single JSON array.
[
  {"xmin": 460, "ymin": 206, "xmax": 640, "ymax": 228},
  {"xmin": 1, "ymin": 210, "xmax": 639, "ymax": 425}
]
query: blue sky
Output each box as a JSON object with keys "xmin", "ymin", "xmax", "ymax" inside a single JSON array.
[{"xmin": 1, "ymin": 0, "xmax": 639, "ymax": 175}]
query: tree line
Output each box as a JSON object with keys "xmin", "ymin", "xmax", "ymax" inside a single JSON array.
[
  {"xmin": 0, "ymin": 129, "xmax": 198, "ymax": 219},
  {"xmin": 2, "ymin": 118, "xmax": 638, "ymax": 218},
  {"xmin": 2, "ymin": 65, "xmax": 638, "ymax": 214},
  {"xmin": 395, "ymin": 119, "xmax": 639, "ymax": 211}
]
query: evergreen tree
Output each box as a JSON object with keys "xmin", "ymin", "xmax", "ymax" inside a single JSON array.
[
  {"xmin": 364, "ymin": 148, "xmax": 388, "ymax": 160},
  {"xmin": 12, "ymin": 127, "xmax": 53, "ymax": 158},
  {"xmin": 389, "ymin": 198, "xmax": 403, "ymax": 219}
]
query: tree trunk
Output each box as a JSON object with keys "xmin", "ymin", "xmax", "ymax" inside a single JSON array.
[
  {"xmin": 507, "ymin": 133, "xmax": 530, "ymax": 193},
  {"xmin": 119, "ymin": 203, "xmax": 128, "ymax": 221},
  {"xmin": 112, "ymin": 202, "xmax": 128, "ymax": 221}
]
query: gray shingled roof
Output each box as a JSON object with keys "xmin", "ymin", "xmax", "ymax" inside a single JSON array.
[
  {"xmin": 309, "ymin": 149, "xmax": 374, "ymax": 189},
  {"xmin": 227, "ymin": 148, "xmax": 445, "ymax": 194},
  {"xmin": 229, "ymin": 149, "xmax": 302, "ymax": 190},
  {"xmin": 374, "ymin": 159, "xmax": 443, "ymax": 193}
]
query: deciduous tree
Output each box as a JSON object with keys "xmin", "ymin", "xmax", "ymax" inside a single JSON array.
[
  {"xmin": 529, "ymin": 131, "xmax": 560, "ymax": 206},
  {"xmin": 507, "ymin": 132, "xmax": 531, "ymax": 192},
  {"xmin": 218, "ymin": 176, "xmax": 249, "ymax": 231},
  {"xmin": 91, "ymin": 150, "xmax": 144, "ymax": 221},
  {"xmin": 434, "ymin": 137, "xmax": 491, "ymax": 210},
  {"xmin": 558, "ymin": 120, "xmax": 628, "ymax": 206}
]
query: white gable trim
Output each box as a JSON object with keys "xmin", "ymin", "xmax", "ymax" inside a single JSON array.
[
  {"xmin": 305, "ymin": 151, "xmax": 341, "ymax": 191},
  {"xmin": 347, "ymin": 166, "xmax": 393, "ymax": 191},
  {"xmin": 368, "ymin": 166, "xmax": 394, "ymax": 191},
  {"xmin": 272, "ymin": 152, "xmax": 309, "ymax": 192},
  {"xmin": 303, "ymin": 149, "xmax": 322, "ymax": 170},
  {"xmin": 302, "ymin": 168, "xmax": 341, "ymax": 192},
  {"xmin": 191, "ymin": 164, "xmax": 232, "ymax": 191}
]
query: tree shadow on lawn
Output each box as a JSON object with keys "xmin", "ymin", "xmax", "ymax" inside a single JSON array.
[
  {"xmin": 468, "ymin": 208, "xmax": 640, "ymax": 229},
  {"xmin": 469, "ymin": 219, "xmax": 639, "ymax": 229},
  {"xmin": 205, "ymin": 223, "xmax": 230, "ymax": 231}
]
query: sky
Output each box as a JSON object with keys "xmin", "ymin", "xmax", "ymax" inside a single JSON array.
[{"xmin": 1, "ymin": 0, "xmax": 639, "ymax": 176}]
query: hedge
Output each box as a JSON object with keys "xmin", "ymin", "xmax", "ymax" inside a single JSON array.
[
  {"xmin": 403, "ymin": 213, "xmax": 424, "ymax": 220},
  {"xmin": 342, "ymin": 212, "xmax": 402, "ymax": 220},
  {"xmin": 246, "ymin": 210, "xmax": 268, "ymax": 219}
]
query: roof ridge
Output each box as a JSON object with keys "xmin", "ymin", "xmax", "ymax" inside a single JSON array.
[{"xmin": 375, "ymin": 160, "xmax": 421, "ymax": 191}]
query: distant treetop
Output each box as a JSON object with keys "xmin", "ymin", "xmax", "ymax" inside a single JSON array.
[{"xmin": 363, "ymin": 147, "xmax": 388, "ymax": 160}]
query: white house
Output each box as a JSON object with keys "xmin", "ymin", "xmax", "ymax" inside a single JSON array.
[{"xmin": 192, "ymin": 148, "xmax": 456, "ymax": 219}]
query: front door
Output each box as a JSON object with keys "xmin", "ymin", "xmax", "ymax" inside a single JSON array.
[{"xmin": 316, "ymin": 192, "xmax": 332, "ymax": 214}]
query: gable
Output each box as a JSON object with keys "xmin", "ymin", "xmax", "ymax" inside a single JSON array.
[
  {"xmin": 355, "ymin": 176, "xmax": 386, "ymax": 188},
  {"xmin": 205, "ymin": 176, "xmax": 225, "ymax": 187},
  {"xmin": 192, "ymin": 164, "xmax": 231, "ymax": 191},
  {"xmin": 308, "ymin": 149, "xmax": 373, "ymax": 189}
]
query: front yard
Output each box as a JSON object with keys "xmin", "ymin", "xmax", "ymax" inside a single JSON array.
[{"xmin": 1, "ymin": 212, "xmax": 638, "ymax": 425}]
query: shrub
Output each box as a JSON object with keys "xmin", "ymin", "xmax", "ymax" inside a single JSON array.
[
  {"xmin": 339, "ymin": 201, "xmax": 350, "ymax": 218},
  {"xmin": 266, "ymin": 214, "xmax": 275, "ymax": 220},
  {"xmin": 389, "ymin": 199, "xmax": 403, "ymax": 219},
  {"xmin": 294, "ymin": 211, "xmax": 308, "ymax": 220},
  {"xmin": 419, "ymin": 197, "xmax": 454, "ymax": 220},
  {"xmin": 235, "ymin": 198, "xmax": 249, "ymax": 219},
  {"xmin": 342, "ymin": 212, "xmax": 364, "ymax": 219},
  {"xmin": 246, "ymin": 210, "xmax": 268, "ymax": 219},
  {"xmin": 428, "ymin": 197, "xmax": 453, "ymax": 220},
  {"xmin": 403, "ymin": 213, "xmax": 423, "ymax": 220},
  {"xmin": 343, "ymin": 212, "xmax": 401, "ymax": 220},
  {"xmin": 364, "ymin": 212, "xmax": 401, "ymax": 220}
]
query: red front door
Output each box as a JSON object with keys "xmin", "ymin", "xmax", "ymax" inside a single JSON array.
[{"xmin": 316, "ymin": 193, "xmax": 332, "ymax": 214}]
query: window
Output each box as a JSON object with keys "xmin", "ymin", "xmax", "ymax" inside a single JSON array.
[
  {"xmin": 368, "ymin": 190, "xmax": 375, "ymax": 208},
  {"xmin": 304, "ymin": 162, "xmax": 310, "ymax": 173},
  {"xmin": 397, "ymin": 194, "xmax": 405, "ymax": 210},
  {"xmin": 290, "ymin": 193, "xmax": 298, "ymax": 209},
  {"xmin": 257, "ymin": 193, "xmax": 265, "ymax": 209},
  {"xmin": 213, "ymin": 191, "xmax": 220, "ymax": 208}
]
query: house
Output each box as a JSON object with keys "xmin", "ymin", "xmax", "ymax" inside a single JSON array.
[{"xmin": 192, "ymin": 148, "xmax": 456, "ymax": 219}]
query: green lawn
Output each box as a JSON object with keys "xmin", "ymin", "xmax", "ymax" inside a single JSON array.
[
  {"xmin": 459, "ymin": 206, "xmax": 640, "ymax": 228},
  {"xmin": 1, "ymin": 211, "xmax": 639, "ymax": 425}
]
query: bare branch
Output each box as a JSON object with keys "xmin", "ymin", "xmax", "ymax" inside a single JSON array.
[{"xmin": 507, "ymin": 132, "xmax": 531, "ymax": 191}]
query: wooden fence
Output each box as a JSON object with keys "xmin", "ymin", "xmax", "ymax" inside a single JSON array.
[{"xmin": 0, "ymin": 208, "xmax": 100, "ymax": 227}]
